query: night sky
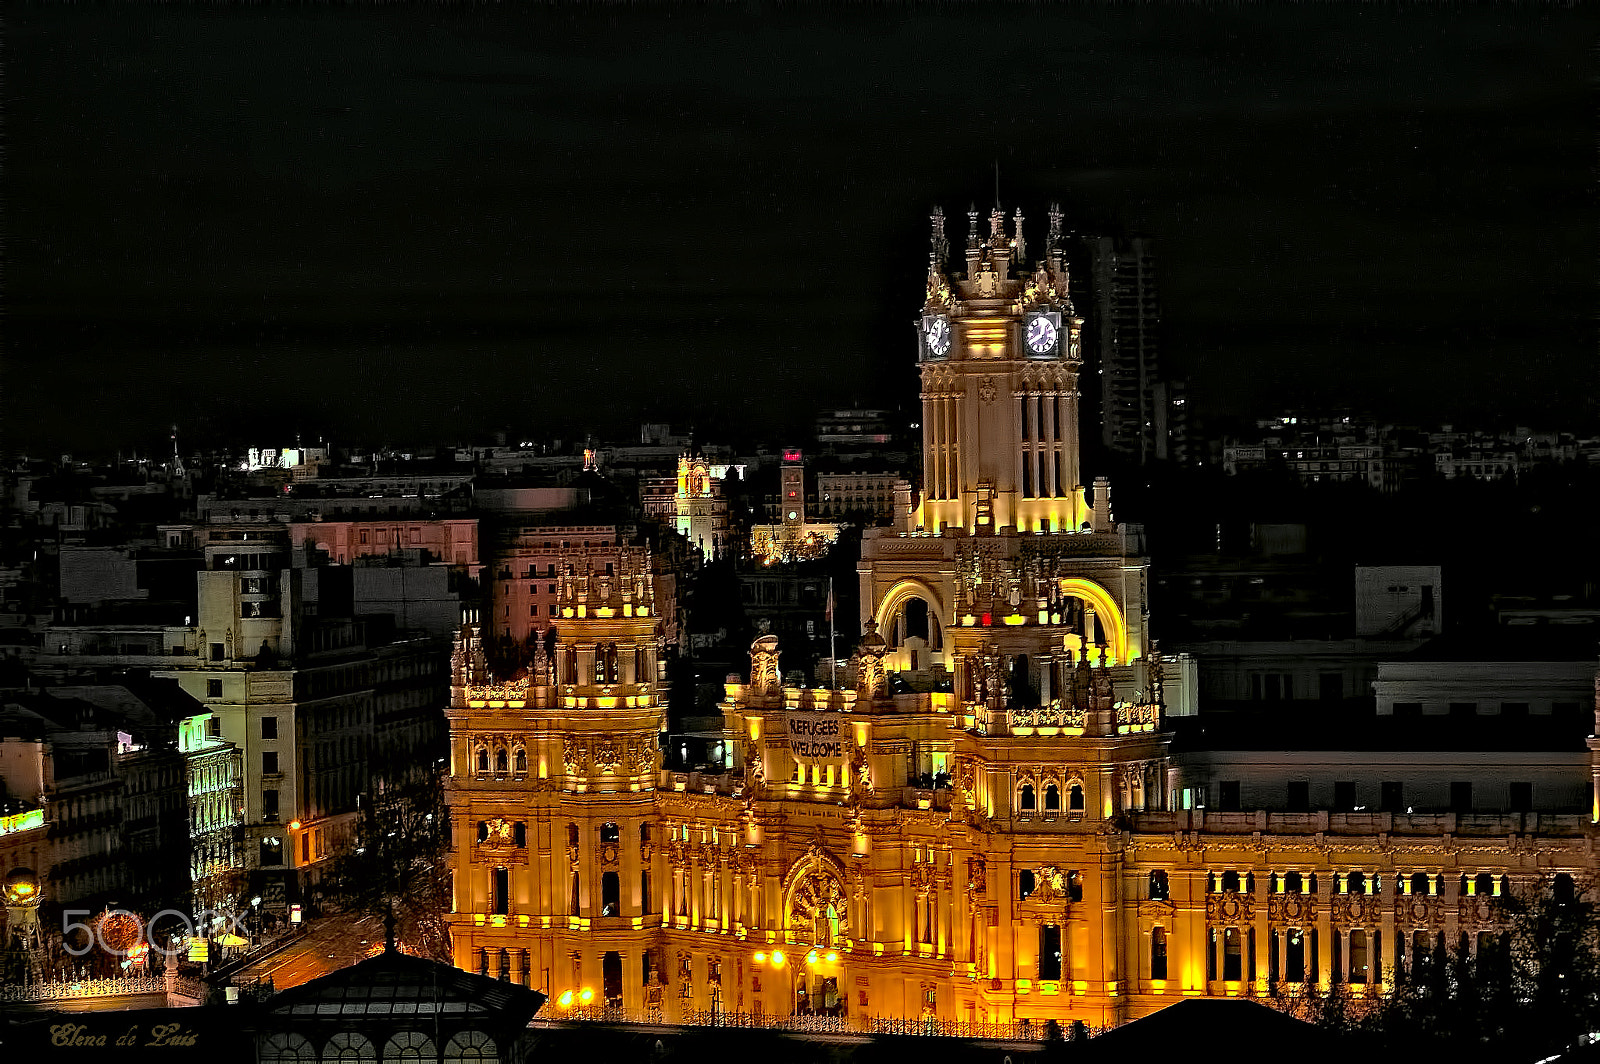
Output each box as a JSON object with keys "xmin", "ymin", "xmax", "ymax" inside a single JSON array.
[{"xmin": 5, "ymin": 5, "xmax": 1595, "ymax": 456}]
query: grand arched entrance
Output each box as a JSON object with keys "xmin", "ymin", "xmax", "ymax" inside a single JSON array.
[
  {"xmin": 872, "ymin": 578, "xmax": 947, "ymax": 670},
  {"xmin": 783, "ymin": 852, "xmax": 851, "ymax": 1018}
]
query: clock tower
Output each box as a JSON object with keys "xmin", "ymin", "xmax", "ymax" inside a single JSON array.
[
  {"xmin": 860, "ymin": 203, "xmax": 1173, "ymax": 716},
  {"xmin": 918, "ymin": 203, "xmax": 1087, "ymax": 536}
]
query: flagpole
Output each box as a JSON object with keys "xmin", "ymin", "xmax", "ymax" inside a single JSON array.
[{"xmin": 829, "ymin": 576, "xmax": 837, "ymax": 691}]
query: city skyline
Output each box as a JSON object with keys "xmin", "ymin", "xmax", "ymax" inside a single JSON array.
[{"xmin": 5, "ymin": 6, "xmax": 1595, "ymax": 454}]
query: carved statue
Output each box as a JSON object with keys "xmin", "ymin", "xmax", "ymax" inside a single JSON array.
[{"xmin": 750, "ymin": 635, "xmax": 782, "ymax": 695}]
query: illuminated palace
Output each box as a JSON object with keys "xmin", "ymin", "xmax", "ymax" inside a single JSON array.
[{"xmin": 444, "ymin": 207, "xmax": 1597, "ymax": 1029}]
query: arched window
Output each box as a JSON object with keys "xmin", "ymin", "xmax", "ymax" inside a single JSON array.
[
  {"xmin": 1554, "ymin": 873, "xmax": 1576, "ymax": 904},
  {"xmin": 1221, "ymin": 870, "xmax": 1241, "ymax": 893},
  {"xmin": 1019, "ymin": 869, "xmax": 1036, "ymax": 901},
  {"xmin": 443, "ymin": 1032, "xmax": 497, "ymax": 1062},
  {"xmin": 1044, "ymin": 783, "xmax": 1061, "ymax": 811},
  {"xmin": 475, "ymin": 747, "xmax": 489, "ymax": 773},
  {"xmin": 494, "ymin": 747, "xmax": 508, "ymax": 773},
  {"xmin": 323, "ymin": 1033, "xmax": 376, "ymax": 1064},
  {"xmin": 261, "ymin": 1033, "xmax": 316, "ymax": 1064},
  {"xmin": 1068, "ymin": 782, "xmax": 1085, "ymax": 812},
  {"xmin": 1410, "ymin": 872, "xmax": 1430, "ymax": 896},
  {"xmin": 1019, "ymin": 784, "xmax": 1036, "ymax": 812},
  {"xmin": 1148, "ymin": 870, "xmax": 1169, "ymax": 901},
  {"xmin": 382, "ymin": 1032, "xmax": 436, "ymax": 1063},
  {"xmin": 514, "ymin": 747, "xmax": 527, "ymax": 773}
]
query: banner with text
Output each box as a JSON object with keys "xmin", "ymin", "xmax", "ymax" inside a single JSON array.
[{"xmin": 785, "ymin": 711, "xmax": 847, "ymax": 765}]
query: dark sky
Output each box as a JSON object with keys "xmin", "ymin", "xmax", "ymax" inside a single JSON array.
[{"xmin": 5, "ymin": 4, "xmax": 1595, "ymax": 456}]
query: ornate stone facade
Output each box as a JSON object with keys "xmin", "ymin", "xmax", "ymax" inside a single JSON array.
[{"xmin": 443, "ymin": 207, "xmax": 1598, "ymax": 1029}]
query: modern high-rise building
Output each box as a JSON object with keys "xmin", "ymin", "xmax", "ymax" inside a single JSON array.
[{"xmin": 1076, "ymin": 235, "xmax": 1178, "ymax": 464}]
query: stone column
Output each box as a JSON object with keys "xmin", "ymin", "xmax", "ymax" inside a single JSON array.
[
  {"xmin": 1043, "ymin": 393, "xmax": 1058, "ymax": 497},
  {"xmin": 1316, "ymin": 875, "xmax": 1333, "ymax": 989}
]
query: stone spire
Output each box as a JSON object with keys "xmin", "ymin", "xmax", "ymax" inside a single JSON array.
[
  {"xmin": 930, "ymin": 205, "xmax": 948, "ymax": 265},
  {"xmin": 1012, "ymin": 206, "xmax": 1026, "ymax": 264}
]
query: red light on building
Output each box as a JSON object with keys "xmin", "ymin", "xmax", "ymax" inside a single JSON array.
[{"xmin": 782, "ymin": 449, "xmax": 803, "ymax": 463}]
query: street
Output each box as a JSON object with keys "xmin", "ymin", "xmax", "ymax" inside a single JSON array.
[{"xmin": 226, "ymin": 911, "xmax": 387, "ymax": 992}]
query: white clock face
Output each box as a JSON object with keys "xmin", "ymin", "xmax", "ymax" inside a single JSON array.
[
  {"xmin": 924, "ymin": 316, "xmax": 952, "ymax": 357},
  {"xmin": 1026, "ymin": 315, "xmax": 1058, "ymax": 355}
]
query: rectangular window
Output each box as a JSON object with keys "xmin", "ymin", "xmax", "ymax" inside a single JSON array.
[
  {"xmin": 1509, "ymin": 782, "xmax": 1533, "ymax": 812},
  {"xmin": 1334, "ymin": 781, "xmax": 1356, "ymax": 811},
  {"xmin": 493, "ymin": 867, "xmax": 509, "ymax": 915},
  {"xmin": 1451, "ymin": 781, "xmax": 1473, "ymax": 813},
  {"xmin": 1218, "ymin": 781, "xmax": 1241, "ymax": 811},
  {"xmin": 210, "ymin": 642, "xmax": 225, "ymax": 662},
  {"xmin": 1038, "ymin": 924, "xmax": 1062, "ymax": 981},
  {"xmin": 263, "ymin": 751, "xmax": 279, "ymax": 775},
  {"xmin": 261, "ymin": 716, "xmax": 277, "ymax": 740},
  {"xmin": 206, "ymin": 678, "xmax": 222, "ymax": 698},
  {"xmin": 1380, "ymin": 781, "xmax": 1404, "ymax": 812},
  {"xmin": 259, "ymin": 835, "xmax": 283, "ymax": 866},
  {"xmin": 1223, "ymin": 927, "xmax": 1243, "ymax": 981},
  {"xmin": 1287, "ymin": 781, "xmax": 1310, "ymax": 812},
  {"xmin": 1150, "ymin": 927, "xmax": 1168, "ymax": 980},
  {"xmin": 263, "ymin": 788, "xmax": 279, "ymax": 821}
]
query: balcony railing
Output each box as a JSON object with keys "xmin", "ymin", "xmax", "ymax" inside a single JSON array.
[{"xmin": 539, "ymin": 1008, "xmax": 1047, "ymax": 1041}]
